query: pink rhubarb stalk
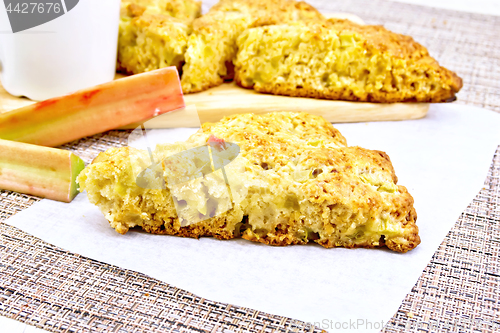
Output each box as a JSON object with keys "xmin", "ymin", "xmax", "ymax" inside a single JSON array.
[{"xmin": 0, "ymin": 66, "xmax": 184, "ymax": 147}]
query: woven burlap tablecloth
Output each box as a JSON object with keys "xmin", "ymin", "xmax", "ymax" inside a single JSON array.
[{"xmin": 1, "ymin": 0, "xmax": 499, "ymax": 331}]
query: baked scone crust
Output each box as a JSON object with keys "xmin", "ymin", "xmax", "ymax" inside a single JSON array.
[
  {"xmin": 180, "ymin": 0, "xmax": 324, "ymax": 93},
  {"xmin": 78, "ymin": 112, "xmax": 420, "ymax": 253},
  {"xmin": 117, "ymin": 0, "xmax": 201, "ymax": 75},
  {"xmin": 117, "ymin": 0, "xmax": 462, "ymax": 102},
  {"xmin": 234, "ymin": 19, "xmax": 462, "ymax": 102}
]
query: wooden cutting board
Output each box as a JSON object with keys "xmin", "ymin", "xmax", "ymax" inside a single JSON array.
[
  {"xmin": 0, "ymin": 79, "xmax": 429, "ymax": 128},
  {"xmin": 182, "ymin": 82, "xmax": 429, "ymax": 125}
]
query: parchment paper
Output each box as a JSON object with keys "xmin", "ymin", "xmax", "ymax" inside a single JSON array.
[{"xmin": 5, "ymin": 104, "xmax": 500, "ymax": 332}]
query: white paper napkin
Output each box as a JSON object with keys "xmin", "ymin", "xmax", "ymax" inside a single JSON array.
[{"xmin": 5, "ymin": 104, "xmax": 500, "ymax": 332}]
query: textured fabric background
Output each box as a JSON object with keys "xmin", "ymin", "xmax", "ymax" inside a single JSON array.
[{"xmin": 1, "ymin": 0, "xmax": 499, "ymax": 332}]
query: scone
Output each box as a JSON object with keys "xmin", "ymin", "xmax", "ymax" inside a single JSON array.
[
  {"xmin": 78, "ymin": 112, "xmax": 420, "ymax": 253},
  {"xmin": 180, "ymin": 0, "xmax": 324, "ymax": 93},
  {"xmin": 234, "ymin": 19, "xmax": 462, "ymax": 102},
  {"xmin": 117, "ymin": 0, "xmax": 201, "ymax": 74}
]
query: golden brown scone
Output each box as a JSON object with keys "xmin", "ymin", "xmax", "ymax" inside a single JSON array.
[
  {"xmin": 117, "ymin": 0, "xmax": 201, "ymax": 74},
  {"xmin": 180, "ymin": 0, "xmax": 324, "ymax": 93},
  {"xmin": 235, "ymin": 19, "xmax": 462, "ymax": 102},
  {"xmin": 126, "ymin": 0, "xmax": 202, "ymax": 21},
  {"xmin": 78, "ymin": 112, "xmax": 420, "ymax": 253}
]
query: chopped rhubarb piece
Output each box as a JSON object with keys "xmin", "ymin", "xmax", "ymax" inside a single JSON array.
[
  {"xmin": 0, "ymin": 139, "xmax": 85, "ymax": 202},
  {"xmin": 207, "ymin": 134, "xmax": 227, "ymax": 151},
  {"xmin": 0, "ymin": 67, "xmax": 184, "ymax": 147}
]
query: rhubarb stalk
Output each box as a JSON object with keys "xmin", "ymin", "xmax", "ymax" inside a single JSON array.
[
  {"xmin": 0, "ymin": 139, "xmax": 85, "ymax": 202},
  {"xmin": 0, "ymin": 67, "xmax": 184, "ymax": 147}
]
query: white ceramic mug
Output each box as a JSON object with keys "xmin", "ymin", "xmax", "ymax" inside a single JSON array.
[{"xmin": 0, "ymin": 0, "xmax": 120, "ymax": 101}]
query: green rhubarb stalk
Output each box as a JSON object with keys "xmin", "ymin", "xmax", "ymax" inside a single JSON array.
[
  {"xmin": 0, "ymin": 139, "xmax": 85, "ymax": 202},
  {"xmin": 0, "ymin": 66, "xmax": 184, "ymax": 147}
]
